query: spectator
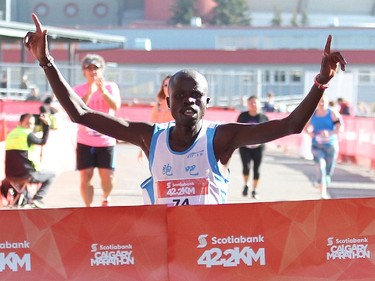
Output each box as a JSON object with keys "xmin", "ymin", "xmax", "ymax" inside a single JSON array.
[
  {"xmin": 356, "ymin": 101, "xmax": 370, "ymax": 116},
  {"xmin": 0, "ymin": 72, "xmax": 6, "ymax": 87},
  {"xmin": 1, "ymin": 113, "xmax": 55, "ymax": 208},
  {"xmin": 25, "ymin": 87, "xmax": 41, "ymax": 101},
  {"xmin": 24, "ymin": 15, "xmax": 347, "ymax": 206},
  {"xmin": 262, "ymin": 91, "xmax": 277, "ymax": 112},
  {"xmin": 337, "ymin": 97, "xmax": 351, "ymax": 115},
  {"xmin": 150, "ymin": 75, "xmax": 173, "ymax": 123},
  {"xmin": 1, "ymin": 71, "xmax": 7, "ymax": 96},
  {"xmin": 237, "ymin": 96, "xmax": 269, "ymax": 199},
  {"xmin": 304, "ymin": 95, "xmax": 343, "ymax": 199},
  {"xmin": 73, "ymin": 53, "xmax": 121, "ymax": 207},
  {"xmin": 19, "ymin": 74, "xmax": 29, "ymax": 89},
  {"xmin": 40, "ymin": 95, "xmax": 58, "ymax": 115},
  {"xmin": 38, "ymin": 95, "xmax": 60, "ymax": 130},
  {"xmin": 328, "ymin": 100, "xmax": 336, "ymax": 109}
]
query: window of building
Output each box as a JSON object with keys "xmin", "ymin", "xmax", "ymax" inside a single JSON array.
[
  {"xmin": 358, "ymin": 70, "xmax": 371, "ymax": 83},
  {"xmin": 274, "ymin": 70, "xmax": 286, "ymax": 83},
  {"xmin": 290, "ymin": 71, "xmax": 302, "ymax": 82}
]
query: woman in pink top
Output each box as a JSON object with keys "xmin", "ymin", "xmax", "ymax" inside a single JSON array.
[{"xmin": 74, "ymin": 54, "xmax": 121, "ymax": 207}]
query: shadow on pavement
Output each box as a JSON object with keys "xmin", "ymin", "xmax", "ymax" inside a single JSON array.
[
  {"xmin": 328, "ymin": 187, "xmax": 375, "ymax": 199},
  {"xmin": 265, "ymin": 150, "xmax": 375, "ymax": 200}
]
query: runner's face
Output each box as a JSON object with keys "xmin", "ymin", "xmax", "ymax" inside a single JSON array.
[{"xmin": 168, "ymin": 72, "xmax": 209, "ymax": 126}]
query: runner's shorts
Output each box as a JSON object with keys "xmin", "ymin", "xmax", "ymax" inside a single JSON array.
[{"xmin": 76, "ymin": 143, "xmax": 115, "ymax": 170}]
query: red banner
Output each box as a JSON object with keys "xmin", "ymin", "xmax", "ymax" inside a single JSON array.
[
  {"xmin": 0, "ymin": 206, "xmax": 168, "ymax": 280},
  {"xmin": 0, "ymin": 199, "xmax": 375, "ymax": 280},
  {"xmin": 167, "ymin": 198, "xmax": 375, "ymax": 280},
  {"xmin": 339, "ymin": 116, "xmax": 358, "ymax": 158},
  {"xmin": 0, "ymin": 100, "xmax": 42, "ymax": 136}
]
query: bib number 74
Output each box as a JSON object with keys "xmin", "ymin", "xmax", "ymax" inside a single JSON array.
[{"xmin": 172, "ymin": 198, "xmax": 190, "ymax": 206}]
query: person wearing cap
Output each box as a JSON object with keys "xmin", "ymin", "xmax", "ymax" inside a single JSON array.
[{"xmin": 73, "ymin": 54, "xmax": 121, "ymax": 207}]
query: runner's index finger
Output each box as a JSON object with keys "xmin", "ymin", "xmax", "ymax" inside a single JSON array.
[
  {"xmin": 324, "ymin": 35, "xmax": 332, "ymax": 55},
  {"xmin": 32, "ymin": 13, "xmax": 43, "ymax": 33}
]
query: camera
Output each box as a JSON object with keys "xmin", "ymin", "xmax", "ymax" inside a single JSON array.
[{"xmin": 33, "ymin": 114, "xmax": 42, "ymax": 125}]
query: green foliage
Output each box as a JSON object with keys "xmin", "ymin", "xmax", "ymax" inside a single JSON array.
[
  {"xmin": 209, "ymin": 0, "xmax": 251, "ymax": 26},
  {"xmin": 271, "ymin": 6, "xmax": 282, "ymax": 26},
  {"xmin": 301, "ymin": 11, "xmax": 309, "ymax": 26},
  {"xmin": 290, "ymin": 11, "xmax": 298, "ymax": 27},
  {"xmin": 272, "ymin": 6, "xmax": 309, "ymax": 27},
  {"xmin": 290, "ymin": 10, "xmax": 309, "ymax": 27},
  {"xmin": 169, "ymin": 0, "xmax": 197, "ymax": 25}
]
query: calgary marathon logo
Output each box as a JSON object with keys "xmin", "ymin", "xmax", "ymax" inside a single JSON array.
[
  {"xmin": 90, "ymin": 243, "xmax": 134, "ymax": 266},
  {"xmin": 196, "ymin": 233, "xmax": 266, "ymax": 268},
  {"xmin": 326, "ymin": 236, "xmax": 371, "ymax": 260},
  {"xmin": 0, "ymin": 241, "xmax": 31, "ymax": 272}
]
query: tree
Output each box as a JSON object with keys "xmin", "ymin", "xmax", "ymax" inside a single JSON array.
[
  {"xmin": 290, "ymin": 11, "xmax": 298, "ymax": 27},
  {"xmin": 209, "ymin": 0, "xmax": 251, "ymax": 26},
  {"xmin": 169, "ymin": 0, "xmax": 197, "ymax": 25},
  {"xmin": 301, "ymin": 10, "xmax": 309, "ymax": 26},
  {"xmin": 271, "ymin": 6, "xmax": 282, "ymax": 26}
]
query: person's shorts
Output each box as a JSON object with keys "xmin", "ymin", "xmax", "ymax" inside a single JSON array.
[{"xmin": 76, "ymin": 143, "xmax": 115, "ymax": 170}]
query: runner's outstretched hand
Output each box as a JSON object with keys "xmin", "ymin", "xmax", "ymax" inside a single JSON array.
[
  {"xmin": 318, "ymin": 35, "xmax": 347, "ymax": 83},
  {"xmin": 24, "ymin": 13, "xmax": 52, "ymax": 65}
]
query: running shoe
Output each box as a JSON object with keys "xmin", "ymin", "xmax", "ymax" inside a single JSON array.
[
  {"xmin": 101, "ymin": 196, "xmax": 110, "ymax": 207},
  {"xmin": 321, "ymin": 191, "xmax": 330, "ymax": 199},
  {"xmin": 242, "ymin": 185, "xmax": 248, "ymax": 196},
  {"xmin": 31, "ymin": 199, "xmax": 45, "ymax": 208},
  {"xmin": 251, "ymin": 190, "xmax": 257, "ymax": 199}
]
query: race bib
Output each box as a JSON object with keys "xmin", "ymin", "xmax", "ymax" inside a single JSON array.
[
  {"xmin": 315, "ymin": 135, "xmax": 330, "ymax": 144},
  {"xmin": 156, "ymin": 178, "xmax": 209, "ymax": 206}
]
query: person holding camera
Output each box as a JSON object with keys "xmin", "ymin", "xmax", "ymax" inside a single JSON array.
[{"xmin": 1, "ymin": 113, "xmax": 55, "ymax": 208}]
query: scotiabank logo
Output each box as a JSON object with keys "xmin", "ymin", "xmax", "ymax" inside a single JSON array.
[
  {"xmin": 90, "ymin": 243, "xmax": 134, "ymax": 266},
  {"xmin": 196, "ymin": 233, "xmax": 266, "ymax": 268},
  {"xmin": 197, "ymin": 234, "xmax": 208, "ymax": 248},
  {"xmin": 0, "ymin": 241, "xmax": 31, "ymax": 272},
  {"xmin": 326, "ymin": 236, "xmax": 371, "ymax": 260}
]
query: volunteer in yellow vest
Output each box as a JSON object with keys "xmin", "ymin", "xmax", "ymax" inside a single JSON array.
[{"xmin": 2, "ymin": 113, "xmax": 55, "ymax": 208}]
